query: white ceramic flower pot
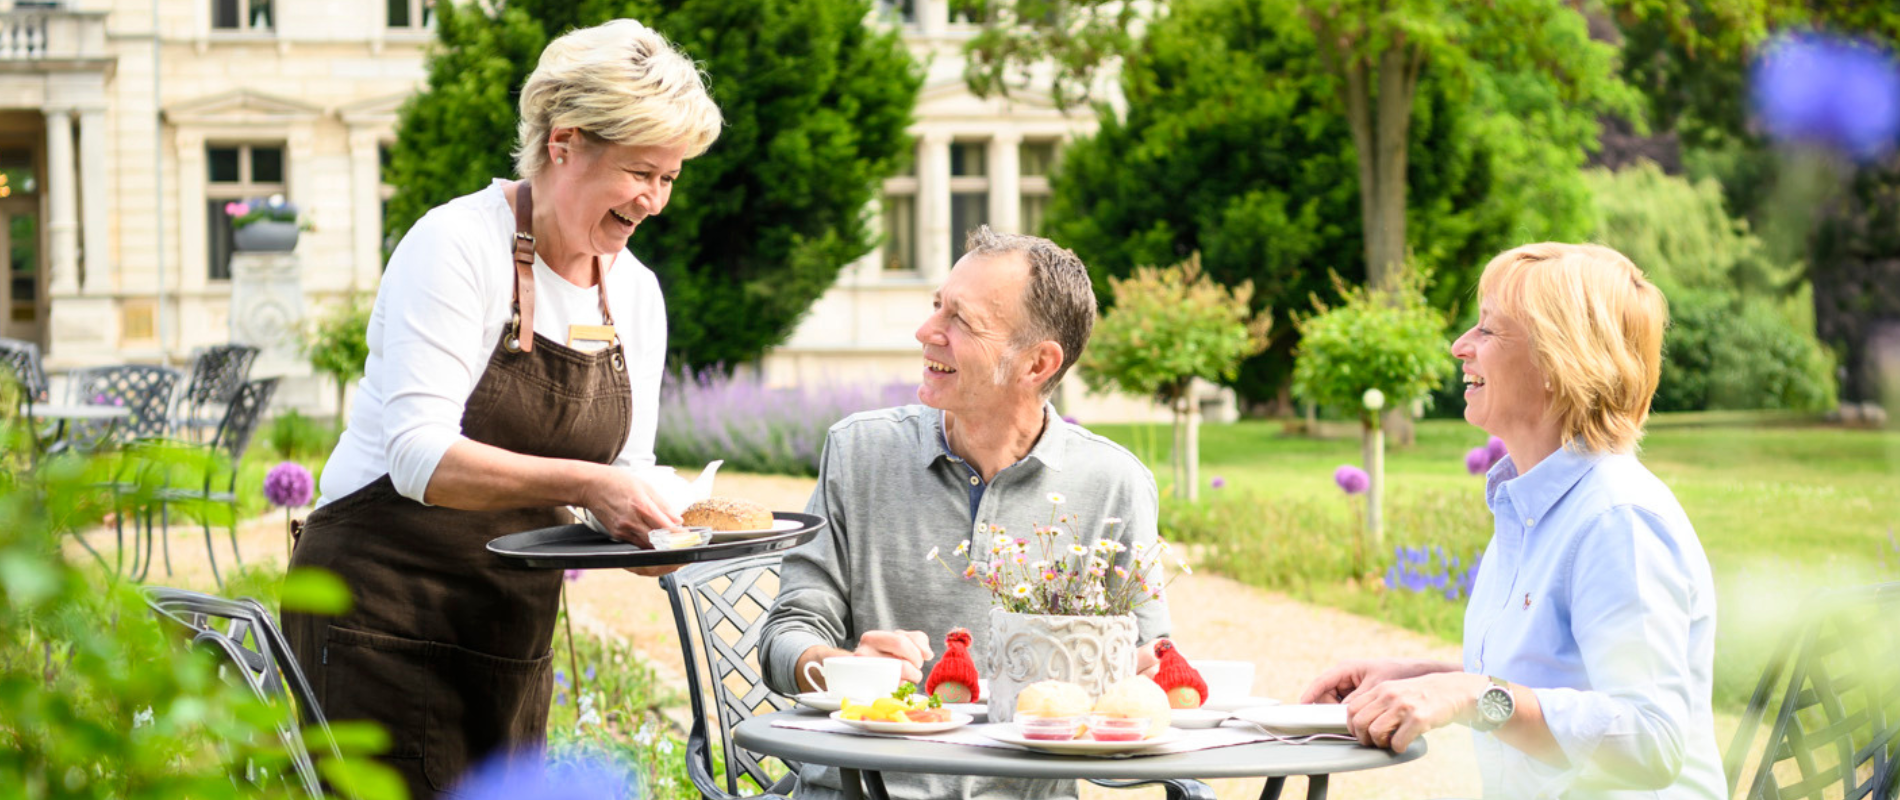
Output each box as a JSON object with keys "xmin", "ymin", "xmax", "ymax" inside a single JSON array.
[{"xmin": 985, "ymin": 608, "xmax": 1137, "ymax": 723}]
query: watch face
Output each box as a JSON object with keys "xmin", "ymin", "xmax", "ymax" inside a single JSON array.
[{"xmin": 1479, "ymin": 687, "xmax": 1513, "ymax": 723}]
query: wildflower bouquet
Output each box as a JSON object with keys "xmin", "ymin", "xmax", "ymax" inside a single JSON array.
[{"xmin": 930, "ymin": 493, "xmax": 1188, "ymax": 617}]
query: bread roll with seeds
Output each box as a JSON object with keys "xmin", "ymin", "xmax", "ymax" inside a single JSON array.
[{"xmin": 681, "ymin": 497, "xmax": 773, "ymax": 531}]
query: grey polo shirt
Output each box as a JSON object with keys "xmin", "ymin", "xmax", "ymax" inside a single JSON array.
[{"xmin": 762, "ymin": 403, "xmax": 1170, "ymax": 800}]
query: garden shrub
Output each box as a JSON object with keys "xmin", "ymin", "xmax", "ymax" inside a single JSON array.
[{"xmin": 1654, "ymin": 289, "xmax": 1836, "ymax": 412}]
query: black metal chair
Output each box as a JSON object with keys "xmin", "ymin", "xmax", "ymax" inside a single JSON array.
[
  {"xmin": 0, "ymin": 336, "xmax": 53, "ymax": 457},
  {"xmin": 64, "ymin": 364, "xmax": 184, "ymax": 450},
  {"xmin": 1724, "ymin": 581, "xmax": 1900, "ymax": 800},
  {"xmin": 143, "ymin": 585, "xmax": 339, "ymax": 797},
  {"xmin": 661, "ymin": 554, "xmax": 1215, "ymax": 800},
  {"xmin": 177, "ymin": 345, "xmax": 260, "ymax": 443},
  {"xmin": 150, "ymin": 378, "xmax": 280, "ymax": 588}
]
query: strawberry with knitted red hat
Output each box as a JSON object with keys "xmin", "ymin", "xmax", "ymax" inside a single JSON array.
[
  {"xmin": 1150, "ymin": 639, "xmax": 1210, "ymax": 709},
  {"xmin": 925, "ymin": 628, "xmax": 981, "ymax": 703}
]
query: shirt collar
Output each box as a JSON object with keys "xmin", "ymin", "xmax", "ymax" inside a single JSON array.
[
  {"xmin": 1485, "ymin": 444, "xmax": 1603, "ymax": 521},
  {"xmin": 922, "ymin": 403, "xmax": 1068, "ymax": 473}
]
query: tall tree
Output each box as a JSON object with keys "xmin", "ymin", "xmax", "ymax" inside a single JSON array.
[
  {"xmin": 964, "ymin": 0, "xmax": 1635, "ymax": 287},
  {"xmin": 387, "ymin": 0, "xmax": 922, "ymax": 370},
  {"xmin": 1042, "ymin": 0, "xmax": 1598, "ymax": 406}
]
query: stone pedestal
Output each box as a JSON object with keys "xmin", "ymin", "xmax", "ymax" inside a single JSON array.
[{"xmin": 230, "ymin": 252, "xmax": 321, "ymax": 412}]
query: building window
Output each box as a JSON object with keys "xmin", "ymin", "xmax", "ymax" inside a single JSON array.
[
  {"xmin": 1021, "ymin": 140, "xmax": 1056, "ymax": 236},
  {"xmin": 212, "ymin": 0, "xmax": 275, "ymax": 31},
  {"xmin": 206, "ymin": 143, "xmax": 287, "ymax": 281},
  {"xmin": 875, "ymin": 0, "xmax": 916, "ymax": 24},
  {"xmin": 387, "ymin": 0, "xmax": 435, "ymax": 28},
  {"xmin": 949, "ymin": 140, "xmax": 989, "ymax": 263}
]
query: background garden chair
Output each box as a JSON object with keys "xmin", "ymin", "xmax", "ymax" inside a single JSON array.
[
  {"xmin": 176, "ymin": 344, "xmax": 260, "ymax": 443},
  {"xmin": 0, "ymin": 336, "xmax": 53, "ymax": 456},
  {"xmin": 64, "ymin": 364, "xmax": 183, "ymax": 451},
  {"xmin": 661, "ymin": 553, "xmax": 1215, "ymax": 800},
  {"xmin": 143, "ymin": 585, "xmax": 339, "ymax": 797},
  {"xmin": 1724, "ymin": 581, "xmax": 1900, "ymax": 800},
  {"xmin": 148, "ymin": 377, "xmax": 279, "ymax": 587}
]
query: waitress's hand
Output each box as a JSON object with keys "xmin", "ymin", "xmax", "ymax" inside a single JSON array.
[{"xmin": 580, "ymin": 467, "xmax": 684, "ymax": 548}]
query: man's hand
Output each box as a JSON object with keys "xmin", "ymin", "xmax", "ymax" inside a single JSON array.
[
  {"xmin": 1136, "ymin": 641, "xmax": 1160, "ymax": 678},
  {"xmin": 1345, "ymin": 671, "xmax": 1486, "ymax": 753},
  {"xmin": 1299, "ymin": 659, "xmax": 1457, "ymax": 705},
  {"xmin": 854, "ymin": 630, "xmax": 935, "ymax": 684}
]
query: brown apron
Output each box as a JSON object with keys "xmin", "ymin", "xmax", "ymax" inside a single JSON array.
[{"xmin": 285, "ymin": 182, "xmax": 631, "ymax": 798}]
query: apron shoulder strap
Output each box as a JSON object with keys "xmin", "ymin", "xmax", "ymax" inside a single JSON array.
[{"xmin": 508, "ymin": 181, "xmax": 536, "ymax": 353}]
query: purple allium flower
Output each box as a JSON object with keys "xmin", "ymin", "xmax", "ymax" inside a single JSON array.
[
  {"xmin": 263, "ymin": 462, "xmax": 314, "ymax": 508},
  {"xmin": 1751, "ymin": 33, "xmax": 1900, "ymax": 160},
  {"xmin": 1465, "ymin": 446, "xmax": 1491, "ymax": 475},
  {"xmin": 564, "ymin": 569, "xmax": 583, "ymax": 583},
  {"xmin": 1334, "ymin": 465, "xmax": 1370, "ymax": 495},
  {"xmin": 1485, "ymin": 436, "xmax": 1507, "ymax": 464},
  {"xmin": 1062, "ymin": 415, "xmax": 1079, "ymax": 425},
  {"xmin": 1210, "ymin": 476, "xmax": 1226, "ymax": 489},
  {"xmin": 454, "ymin": 751, "xmax": 634, "ymax": 800}
]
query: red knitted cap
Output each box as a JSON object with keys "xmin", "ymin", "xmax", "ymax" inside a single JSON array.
[
  {"xmin": 1151, "ymin": 639, "xmax": 1208, "ymax": 702},
  {"xmin": 926, "ymin": 628, "xmax": 981, "ymax": 701}
]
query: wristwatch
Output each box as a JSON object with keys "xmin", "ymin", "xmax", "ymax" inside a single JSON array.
[{"xmin": 1471, "ymin": 675, "xmax": 1515, "ymax": 732}]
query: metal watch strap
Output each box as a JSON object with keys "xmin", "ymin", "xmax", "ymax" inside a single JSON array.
[{"xmin": 1473, "ymin": 675, "xmax": 1514, "ymax": 732}]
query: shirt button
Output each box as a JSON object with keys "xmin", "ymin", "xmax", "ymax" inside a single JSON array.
[
  {"xmin": 1476, "ymin": 659, "xmax": 1484, "ymax": 671},
  {"xmin": 1524, "ymin": 518, "xmax": 1535, "ymax": 527},
  {"xmin": 969, "ymin": 475, "xmax": 980, "ymax": 486}
]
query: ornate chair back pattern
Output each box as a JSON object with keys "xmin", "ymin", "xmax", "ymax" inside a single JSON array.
[
  {"xmin": 143, "ymin": 586, "xmax": 340, "ymax": 797},
  {"xmin": 182, "ymin": 345, "xmax": 260, "ymax": 436},
  {"xmin": 0, "ymin": 336, "xmax": 49, "ymax": 403},
  {"xmin": 1725, "ymin": 581, "xmax": 1900, "ymax": 800},
  {"xmin": 662, "ymin": 552, "xmax": 800, "ymax": 800},
  {"xmin": 214, "ymin": 378, "xmax": 278, "ymax": 467},
  {"xmin": 69, "ymin": 365, "xmax": 183, "ymax": 443}
]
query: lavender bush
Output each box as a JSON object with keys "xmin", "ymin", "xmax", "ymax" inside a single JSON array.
[
  {"xmin": 653, "ymin": 368, "xmax": 916, "ymax": 476},
  {"xmin": 1386, "ymin": 544, "xmax": 1482, "ymax": 602}
]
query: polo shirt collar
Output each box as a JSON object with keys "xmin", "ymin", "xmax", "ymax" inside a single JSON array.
[{"xmin": 922, "ymin": 403, "xmax": 1068, "ymax": 473}]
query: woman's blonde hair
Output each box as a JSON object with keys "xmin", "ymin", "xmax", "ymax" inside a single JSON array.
[
  {"xmin": 1477, "ymin": 242, "xmax": 1668, "ymax": 454},
  {"xmin": 513, "ymin": 19, "xmax": 723, "ymax": 179}
]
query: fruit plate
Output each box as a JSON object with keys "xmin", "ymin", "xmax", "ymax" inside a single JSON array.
[
  {"xmin": 829, "ymin": 710, "xmax": 973, "ymax": 735},
  {"xmin": 1232, "ymin": 704, "xmax": 1351, "ymax": 736},
  {"xmin": 980, "ymin": 726, "xmax": 1181, "ymax": 755}
]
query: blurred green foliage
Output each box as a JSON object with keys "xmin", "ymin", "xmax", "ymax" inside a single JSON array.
[
  {"xmin": 303, "ymin": 295, "xmax": 373, "ymax": 421},
  {"xmin": 1292, "ymin": 270, "xmax": 1454, "ymax": 426}
]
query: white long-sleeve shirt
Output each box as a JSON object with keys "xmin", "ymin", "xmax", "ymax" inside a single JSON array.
[{"xmin": 317, "ymin": 180, "xmax": 666, "ymax": 507}]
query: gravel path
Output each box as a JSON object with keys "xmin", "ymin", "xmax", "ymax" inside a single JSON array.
[{"xmin": 88, "ymin": 472, "xmax": 1481, "ymax": 798}]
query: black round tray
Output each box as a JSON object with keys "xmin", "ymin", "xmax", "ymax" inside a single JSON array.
[{"xmin": 487, "ymin": 511, "xmax": 826, "ymax": 570}]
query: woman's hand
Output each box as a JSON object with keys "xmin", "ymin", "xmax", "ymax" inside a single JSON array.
[
  {"xmin": 580, "ymin": 466, "xmax": 684, "ymax": 548},
  {"xmin": 1299, "ymin": 658, "xmax": 1458, "ymax": 704},
  {"xmin": 1345, "ymin": 671, "xmax": 1487, "ymax": 753}
]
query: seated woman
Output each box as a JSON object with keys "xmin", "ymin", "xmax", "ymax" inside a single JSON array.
[{"xmin": 1301, "ymin": 243, "xmax": 1724, "ymax": 798}]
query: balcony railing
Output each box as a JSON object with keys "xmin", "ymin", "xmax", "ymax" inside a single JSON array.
[{"xmin": 0, "ymin": 9, "xmax": 109, "ymax": 62}]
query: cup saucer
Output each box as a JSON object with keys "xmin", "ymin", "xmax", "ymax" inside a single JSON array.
[
  {"xmin": 1200, "ymin": 695, "xmax": 1282, "ymax": 713},
  {"xmin": 794, "ymin": 692, "xmax": 844, "ymax": 713}
]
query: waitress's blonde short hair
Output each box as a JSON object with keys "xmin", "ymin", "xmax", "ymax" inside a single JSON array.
[
  {"xmin": 513, "ymin": 19, "xmax": 723, "ymax": 179},
  {"xmin": 1477, "ymin": 243, "xmax": 1668, "ymax": 454}
]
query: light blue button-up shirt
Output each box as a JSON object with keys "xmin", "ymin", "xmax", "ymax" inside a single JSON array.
[{"xmin": 1464, "ymin": 447, "xmax": 1725, "ymax": 799}]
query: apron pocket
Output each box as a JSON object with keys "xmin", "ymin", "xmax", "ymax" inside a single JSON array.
[
  {"xmin": 320, "ymin": 626, "xmax": 430, "ymax": 760},
  {"xmin": 423, "ymin": 642, "xmax": 554, "ymax": 793}
]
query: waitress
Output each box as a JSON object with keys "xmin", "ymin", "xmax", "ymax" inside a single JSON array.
[{"xmin": 283, "ymin": 19, "xmax": 722, "ymax": 797}]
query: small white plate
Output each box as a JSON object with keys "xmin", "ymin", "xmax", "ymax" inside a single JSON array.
[
  {"xmin": 711, "ymin": 518, "xmax": 805, "ymax": 542},
  {"xmin": 1202, "ymin": 695, "xmax": 1283, "ymax": 713},
  {"xmin": 794, "ymin": 692, "xmax": 844, "ymax": 712},
  {"xmin": 1233, "ymin": 704, "xmax": 1351, "ymax": 736},
  {"xmin": 946, "ymin": 702, "xmax": 988, "ymax": 720},
  {"xmin": 830, "ymin": 710, "xmax": 973, "ymax": 735},
  {"xmin": 981, "ymin": 726, "xmax": 1180, "ymax": 755},
  {"xmin": 1167, "ymin": 708, "xmax": 1233, "ymax": 729}
]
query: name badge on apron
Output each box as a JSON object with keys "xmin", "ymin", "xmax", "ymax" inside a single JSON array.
[{"xmin": 567, "ymin": 324, "xmax": 616, "ymax": 353}]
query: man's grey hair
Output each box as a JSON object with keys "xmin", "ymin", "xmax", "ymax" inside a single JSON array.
[{"xmin": 963, "ymin": 225, "xmax": 1095, "ymax": 397}]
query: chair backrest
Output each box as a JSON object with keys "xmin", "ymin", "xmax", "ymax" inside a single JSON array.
[
  {"xmin": 68, "ymin": 365, "xmax": 183, "ymax": 442},
  {"xmin": 143, "ymin": 586, "xmax": 339, "ymax": 797},
  {"xmin": 185, "ymin": 344, "xmax": 260, "ymax": 407},
  {"xmin": 1725, "ymin": 581, "xmax": 1900, "ymax": 800},
  {"xmin": 661, "ymin": 552, "xmax": 800, "ymax": 800},
  {"xmin": 213, "ymin": 377, "xmax": 279, "ymax": 464},
  {"xmin": 0, "ymin": 336, "xmax": 48, "ymax": 402}
]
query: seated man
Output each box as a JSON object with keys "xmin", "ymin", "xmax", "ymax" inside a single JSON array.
[{"xmin": 762, "ymin": 226, "xmax": 1171, "ymax": 800}]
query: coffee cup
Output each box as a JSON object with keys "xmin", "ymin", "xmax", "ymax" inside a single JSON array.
[
  {"xmin": 1192, "ymin": 660, "xmax": 1256, "ymax": 702},
  {"xmin": 802, "ymin": 656, "xmax": 902, "ymax": 702}
]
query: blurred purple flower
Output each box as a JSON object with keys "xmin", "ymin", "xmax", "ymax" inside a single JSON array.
[
  {"xmin": 1210, "ymin": 476, "xmax": 1226, "ymax": 489},
  {"xmin": 454, "ymin": 751, "xmax": 634, "ymax": 800},
  {"xmin": 564, "ymin": 569, "xmax": 583, "ymax": 583},
  {"xmin": 1334, "ymin": 465, "xmax": 1369, "ymax": 495},
  {"xmin": 1464, "ymin": 447, "xmax": 1491, "ymax": 475},
  {"xmin": 263, "ymin": 462, "xmax": 314, "ymax": 508},
  {"xmin": 1485, "ymin": 436, "xmax": 1507, "ymax": 464},
  {"xmin": 1751, "ymin": 33, "xmax": 1900, "ymax": 160}
]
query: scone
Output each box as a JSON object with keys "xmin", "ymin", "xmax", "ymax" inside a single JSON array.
[{"xmin": 681, "ymin": 497, "xmax": 773, "ymax": 531}]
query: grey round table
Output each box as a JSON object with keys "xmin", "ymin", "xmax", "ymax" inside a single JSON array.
[
  {"xmin": 734, "ymin": 711, "xmax": 1426, "ymax": 800},
  {"xmin": 28, "ymin": 404, "xmax": 132, "ymax": 459}
]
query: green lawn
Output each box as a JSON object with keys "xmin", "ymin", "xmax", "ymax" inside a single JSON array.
[{"xmin": 1090, "ymin": 413, "xmax": 1900, "ymax": 711}]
